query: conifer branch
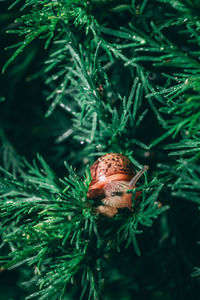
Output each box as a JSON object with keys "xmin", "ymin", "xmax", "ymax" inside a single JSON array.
[
  {"xmin": 0, "ymin": 155, "xmax": 165, "ymax": 299},
  {"xmin": 1, "ymin": 0, "xmax": 200, "ymax": 298}
]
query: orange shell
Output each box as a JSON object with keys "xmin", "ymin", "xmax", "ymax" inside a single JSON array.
[{"xmin": 87, "ymin": 153, "xmax": 135, "ymax": 199}]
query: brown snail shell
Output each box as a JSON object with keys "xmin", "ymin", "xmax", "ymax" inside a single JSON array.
[
  {"xmin": 87, "ymin": 153, "xmax": 148, "ymax": 218},
  {"xmin": 87, "ymin": 153, "xmax": 134, "ymax": 199}
]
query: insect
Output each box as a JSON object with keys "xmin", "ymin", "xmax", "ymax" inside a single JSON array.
[{"xmin": 87, "ymin": 153, "xmax": 149, "ymax": 218}]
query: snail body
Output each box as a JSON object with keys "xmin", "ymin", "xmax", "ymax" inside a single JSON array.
[{"xmin": 87, "ymin": 153, "xmax": 148, "ymax": 217}]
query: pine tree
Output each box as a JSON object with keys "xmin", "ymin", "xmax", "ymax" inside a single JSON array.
[{"xmin": 0, "ymin": 0, "xmax": 200, "ymax": 299}]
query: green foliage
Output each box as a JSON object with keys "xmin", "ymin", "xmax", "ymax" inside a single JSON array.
[
  {"xmin": 159, "ymin": 160, "xmax": 200, "ymax": 205},
  {"xmin": 1, "ymin": 0, "xmax": 200, "ymax": 298},
  {"xmin": 2, "ymin": 0, "xmax": 97, "ymax": 73},
  {"xmin": 0, "ymin": 130, "xmax": 25, "ymax": 176},
  {"xmin": 0, "ymin": 155, "xmax": 165, "ymax": 299}
]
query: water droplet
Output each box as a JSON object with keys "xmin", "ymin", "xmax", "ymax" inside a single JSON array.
[
  {"xmin": 185, "ymin": 79, "xmax": 189, "ymax": 84},
  {"xmin": 96, "ymin": 144, "xmax": 102, "ymax": 149},
  {"xmin": 83, "ymin": 157, "xmax": 89, "ymax": 164},
  {"xmin": 144, "ymin": 151, "xmax": 150, "ymax": 157}
]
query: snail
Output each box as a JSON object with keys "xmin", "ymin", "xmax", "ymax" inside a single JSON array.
[{"xmin": 87, "ymin": 153, "xmax": 149, "ymax": 218}]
